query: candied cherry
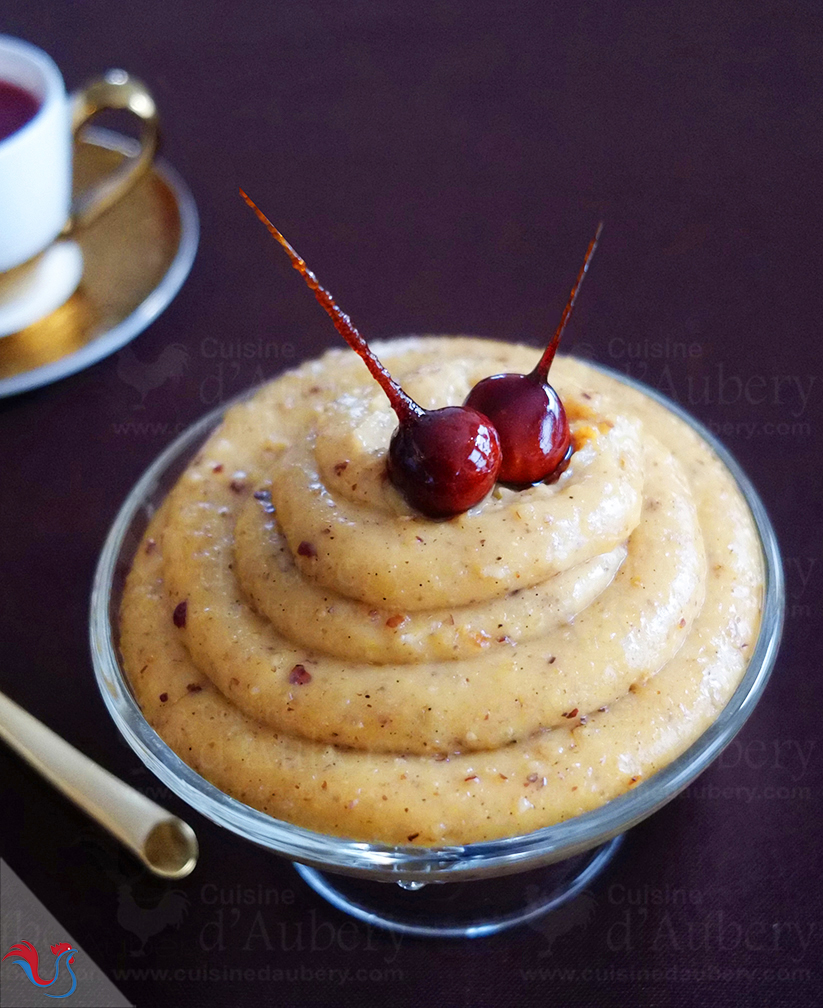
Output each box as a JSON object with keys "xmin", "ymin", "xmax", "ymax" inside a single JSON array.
[
  {"xmin": 464, "ymin": 223, "xmax": 602, "ymax": 485},
  {"xmin": 241, "ymin": 191, "xmax": 502, "ymax": 518}
]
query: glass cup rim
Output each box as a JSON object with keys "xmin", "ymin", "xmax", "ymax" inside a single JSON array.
[{"xmin": 90, "ymin": 355, "xmax": 785, "ymax": 881}]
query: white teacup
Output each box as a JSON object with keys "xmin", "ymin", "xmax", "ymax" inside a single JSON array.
[{"xmin": 0, "ymin": 35, "xmax": 159, "ymax": 336}]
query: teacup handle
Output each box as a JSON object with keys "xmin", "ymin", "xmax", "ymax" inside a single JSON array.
[{"xmin": 67, "ymin": 69, "xmax": 159, "ymax": 230}]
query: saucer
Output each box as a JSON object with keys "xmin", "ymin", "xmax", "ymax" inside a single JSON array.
[{"xmin": 0, "ymin": 127, "xmax": 198, "ymax": 397}]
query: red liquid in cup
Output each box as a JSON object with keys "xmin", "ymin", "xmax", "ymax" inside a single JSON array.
[{"xmin": 0, "ymin": 80, "xmax": 40, "ymax": 142}]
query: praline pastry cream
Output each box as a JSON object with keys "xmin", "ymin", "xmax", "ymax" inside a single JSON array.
[{"xmin": 120, "ymin": 336, "xmax": 763, "ymax": 845}]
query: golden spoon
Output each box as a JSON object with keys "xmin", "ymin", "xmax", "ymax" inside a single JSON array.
[{"xmin": 0, "ymin": 688, "xmax": 197, "ymax": 879}]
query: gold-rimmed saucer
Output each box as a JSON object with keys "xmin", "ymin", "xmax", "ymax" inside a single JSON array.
[{"xmin": 0, "ymin": 126, "xmax": 198, "ymax": 397}]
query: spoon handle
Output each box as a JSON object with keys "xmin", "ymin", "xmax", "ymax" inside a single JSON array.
[{"xmin": 0, "ymin": 688, "xmax": 197, "ymax": 879}]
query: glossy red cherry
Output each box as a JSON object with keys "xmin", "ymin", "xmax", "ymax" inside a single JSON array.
[
  {"xmin": 464, "ymin": 223, "xmax": 602, "ymax": 485},
  {"xmin": 387, "ymin": 405, "xmax": 501, "ymax": 518},
  {"xmin": 465, "ymin": 372, "xmax": 571, "ymax": 486},
  {"xmin": 241, "ymin": 190, "xmax": 502, "ymax": 517}
]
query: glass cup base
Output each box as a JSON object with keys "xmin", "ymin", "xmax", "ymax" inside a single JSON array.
[{"xmin": 292, "ymin": 834, "xmax": 624, "ymax": 938}]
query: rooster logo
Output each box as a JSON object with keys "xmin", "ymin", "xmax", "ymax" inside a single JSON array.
[
  {"xmin": 70, "ymin": 832, "xmax": 189, "ymax": 956},
  {"xmin": 3, "ymin": 940, "xmax": 78, "ymax": 998},
  {"xmin": 525, "ymin": 888, "xmax": 599, "ymax": 956},
  {"xmin": 116, "ymin": 883, "xmax": 189, "ymax": 956},
  {"xmin": 117, "ymin": 342, "xmax": 189, "ymax": 409}
]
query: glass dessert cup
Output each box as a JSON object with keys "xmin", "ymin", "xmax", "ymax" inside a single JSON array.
[{"xmin": 90, "ymin": 361, "xmax": 784, "ymax": 938}]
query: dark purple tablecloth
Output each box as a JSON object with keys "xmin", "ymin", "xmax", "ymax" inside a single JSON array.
[{"xmin": 1, "ymin": 2, "xmax": 821, "ymax": 1005}]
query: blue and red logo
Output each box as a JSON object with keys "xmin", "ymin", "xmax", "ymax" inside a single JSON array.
[{"xmin": 3, "ymin": 940, "xmax": 78, "ymax": 998}]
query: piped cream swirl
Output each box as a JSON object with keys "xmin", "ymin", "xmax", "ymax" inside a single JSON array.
[{"xmin": 120, "ymin": 338, "xmax": 762, "ymax": 844}]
